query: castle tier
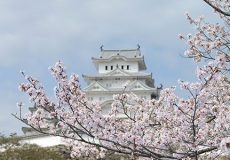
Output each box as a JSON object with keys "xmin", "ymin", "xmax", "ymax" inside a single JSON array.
[
  {"xmin": 82, "ymin": 47, "xmax": 159, "ymax": 114},
  {"xmin": 21, "ymin": 46, "xmax": 160, "ymax": 146}
]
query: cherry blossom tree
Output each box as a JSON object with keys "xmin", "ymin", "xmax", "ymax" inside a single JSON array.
[
  {"xmin": 13, "ymin": 1, "xmax": 230, "ymax": 160},
  {"xmin": 203, "ymin": 0, "xmax": 230, "ymax": 17}
]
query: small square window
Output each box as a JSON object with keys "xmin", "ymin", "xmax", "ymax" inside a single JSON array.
[
  {"xmin": 121, "ymin": 65, "xmax": 124, "ymax": 69},
  {"xmin": 99, "ymin": 97, "xmax": 104, "ymax": 101},
  {"xmin": 111, "ymin": 66, "xmax": 113, "ymax": 70},
  {"xmin": 106, "ymin": 83, "xmax": 112, "ymax": 87},
  {"xmin": 127, "ymin": 65, "xmax": 129, "ymax": 70},
  {"xmin": 88, "ymin": 97, "xmax": 93, "ymax": 101},
  {"xmin": 105, "ymin": 66, "xmax": 108, "ymax": 70}
]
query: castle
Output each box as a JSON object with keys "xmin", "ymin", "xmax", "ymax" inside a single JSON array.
[{"xmin": 21, "ymin": 46, "xmax": 160, "ymax": 146}]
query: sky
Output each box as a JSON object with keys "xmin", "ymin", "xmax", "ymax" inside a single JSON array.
[{"xmin": 0, "ymin": 0, "xmax": 219, "ymax": 135}]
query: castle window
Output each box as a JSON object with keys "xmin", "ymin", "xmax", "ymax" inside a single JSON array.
[
  {"xmin": 105, "ymin": 66, "xmax": 108, "ymax": 70},
  {"xmin": 127, "ymin": 65, "xmax": 130, "ymax": 70},
  {"xmin": 141, "ymin": 96, "xmax": 147, "ymax": 99},
  {"xmin": 93, "ymin": 86, "xmax": 99, "ymax": 89},
  {"xmin": 106, "ymin": 83, "xmax": 112, "ymax": 87},
  {"xmin": 135, "ymin": 85, "xmax": 141, "ymax": 88},
  {"xmin": 151, "ymin": 94, "xmax": 157, "ymax": 99},
  {"xmin": 88, "ymin": 97, "xmax": 93, "ymax": 101},
  {"xmin": 111, "ymin": 66, "xmax": 113, "ymax": 70},
  {"xmin": 121, "ymin": 65, "xmax": 124, "ymax": 69}
]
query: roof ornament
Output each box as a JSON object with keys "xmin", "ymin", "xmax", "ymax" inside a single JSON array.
[
  {"xmin": 137, "ymin": 44, "xmax": 140, "ymax": 50},
  {"xmin": 100, "ymin": 45, "xmax": 104, "ymax": 51},
  {"xmin": 157, "ymin": 84, "xmax": 163, "ymax": 89}
]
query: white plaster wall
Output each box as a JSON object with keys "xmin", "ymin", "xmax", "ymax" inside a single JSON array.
[
  {"xmin": 101, "ymin": 105, "xmax": 112, "ymax": 115},
  {"xmin": 20, "ymin": 135, "xmax": 100, "ymax": 148},
  {"xmin": 87, "ymin": 91, "xmax": 152, "ymax": 104},
  {"xmin": 86, "ymin": 78, "xmax": 153, "ymax": 103},
  {"xmin": 101, "ymin": 79, "xmax": 128, "ymax": 88},
  {"xmin": 20, "ymin": 136, "xmax": 64, "ymax": 147},
  {"xmin": 98, "ymin": 60, "xmax": 139, "ymax": 74},
  {"xmin": 86, "ymin": 93, "xmax": 113, "ymax": 102}
]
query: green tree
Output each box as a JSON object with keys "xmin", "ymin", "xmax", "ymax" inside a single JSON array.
[{"xmin": 0, "ymin": 134, "xmax": 67, "ymax": 160}]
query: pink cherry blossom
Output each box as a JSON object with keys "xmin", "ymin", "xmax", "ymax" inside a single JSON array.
[{"xmin": 13, "ymin": 1, "xmax": 230, "ymax": 159}]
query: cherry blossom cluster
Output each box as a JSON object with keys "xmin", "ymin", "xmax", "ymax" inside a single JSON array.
[
  {"xmin": 180, "ymin": 13, "xmax": 230, "ymax": 65},
  {"xmin": 203, "ymin": 0, "xmax": 230, "ymax": 19},
  {"xmin": 15, "ymin": 53, "xmax": 229, "ymax": 159}
]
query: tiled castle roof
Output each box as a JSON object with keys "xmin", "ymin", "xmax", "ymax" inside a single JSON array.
[{"xmin": 98, "ymin": 48, "xmax": 142, "ymax": 59}]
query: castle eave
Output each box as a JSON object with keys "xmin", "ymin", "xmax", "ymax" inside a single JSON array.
[{"xmin": 82, "ymin": 73, "xmax": 152, "ymax": 80}]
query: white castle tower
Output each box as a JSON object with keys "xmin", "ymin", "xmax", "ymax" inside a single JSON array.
[
  {"xmin": 20, "ymin": 46, "xmax": 160, "ymax": 146},
  {"xmin": 82, "ymin": 46, "xmax": 159, "ymax": 114}
]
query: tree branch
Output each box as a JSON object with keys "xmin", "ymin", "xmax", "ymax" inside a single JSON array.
[{"xmin": 203, "ymin": 0, "xmax": 230, "ymax": 16}]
